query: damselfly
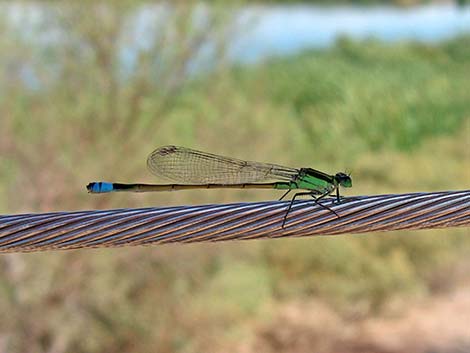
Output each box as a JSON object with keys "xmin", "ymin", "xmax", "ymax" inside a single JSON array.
[{"xmin": 87, "ymin": 146, "xmax": 352, "ymax": 226}]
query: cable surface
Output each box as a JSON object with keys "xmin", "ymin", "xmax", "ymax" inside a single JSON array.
[{"xmin": 0, "ymin": 190, "xmax": 468, "ymax": 253}]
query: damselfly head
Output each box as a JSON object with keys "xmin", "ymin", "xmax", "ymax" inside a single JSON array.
[{"xmin": 334, "ymin": 172, "xmax": 352, "ymax": 188}]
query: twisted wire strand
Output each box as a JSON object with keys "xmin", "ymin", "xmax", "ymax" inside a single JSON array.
[{"xmin": 0, "ymin": 190, "xmax": 468, "ymax": 253}]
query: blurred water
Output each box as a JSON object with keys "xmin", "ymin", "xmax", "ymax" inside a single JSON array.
[
  {"xmin": 2, "ymin": 2, "xmax": 470, "ymax": 87},
  {"xmin": 230, "ymin": 4, "xmax": 470, "ymax": 62}
]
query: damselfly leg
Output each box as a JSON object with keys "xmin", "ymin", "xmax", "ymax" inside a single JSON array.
[{"xmin": 282, "ymin": 189, "xmax": 339, "ymax": 228}]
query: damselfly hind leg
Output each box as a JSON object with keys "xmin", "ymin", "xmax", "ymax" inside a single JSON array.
[
  {"xmin": 282, "ymin": 191, "xmax": 339, "ymax": 228},
  {"xmin": 279, "ymin": 181, "xmax": 299, "ymax": 201},
  {"xmin": 279, "ymin": 189, "xmax": 292, "ymax": 201}
]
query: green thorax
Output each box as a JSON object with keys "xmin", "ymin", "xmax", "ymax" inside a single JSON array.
[{"xmin": 274, "ymin": 168, "xmax": 335, "ymax": 192}]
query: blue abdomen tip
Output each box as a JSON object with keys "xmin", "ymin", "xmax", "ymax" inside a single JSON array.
[{"xmin": 88, "ymin": 182, "xmax": 114, "ymax": 193}]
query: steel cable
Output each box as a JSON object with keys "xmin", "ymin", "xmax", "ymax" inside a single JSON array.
[{"xmin": 0, "ymin": 190, "xmax": 468, "ymax": 253}]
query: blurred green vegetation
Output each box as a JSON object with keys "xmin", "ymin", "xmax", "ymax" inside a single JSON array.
[
  {"xmin": 0, "ymin": 2, "xmax": 469, "ymax": 352},
  {"xmin": 254, "ymin": 0, "xmax": 464, "ymax": 5}
]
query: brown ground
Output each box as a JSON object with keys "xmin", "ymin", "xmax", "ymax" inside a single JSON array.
[{"xmin": 241, "ymin": 285, "xmax": 470, "ymax": 353}]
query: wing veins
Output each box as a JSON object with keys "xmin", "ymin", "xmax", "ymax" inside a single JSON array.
[{"xmin": 147, "ymin": 146, "xmax": 298, "ymax": 184}]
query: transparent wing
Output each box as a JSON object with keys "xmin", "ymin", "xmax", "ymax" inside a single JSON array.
[{"xmin": 147, "ymin": 146, "xmax": 298, "ymax": 184}]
